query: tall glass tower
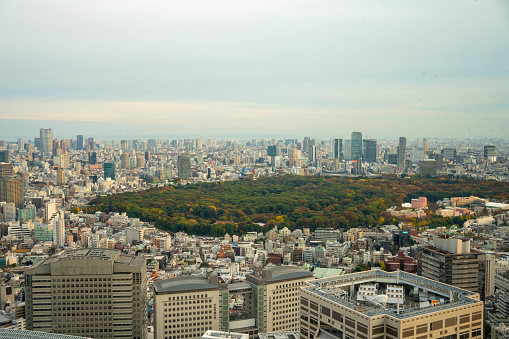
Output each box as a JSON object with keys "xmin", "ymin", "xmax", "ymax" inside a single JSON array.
[{"xmin": 39, "ymin": 128, "xmax": 53, "ymax": 154}]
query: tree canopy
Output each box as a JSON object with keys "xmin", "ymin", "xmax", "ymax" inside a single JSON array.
[{"xmin": 88, "ymin": 175, "xmax": 509, "ymax": 236}]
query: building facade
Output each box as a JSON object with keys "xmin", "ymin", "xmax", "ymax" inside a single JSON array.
[
  {"xmin": 25, "ymin": 249, "xmax": 148, "ymax": 339},
  {"xmin": 300, "ymin": 270, "xmax": 483, "ymax": 339}
]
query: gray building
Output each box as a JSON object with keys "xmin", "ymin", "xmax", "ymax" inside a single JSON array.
[
  {"xmin": 178, "ymin": 155, "xmax": 192, "ymax": 179},
  {"xmin": 362, "ymin": 139, "xmax": 377, "ymax": 163},
  {"xmin": 39, "ymin": 128, "xmax": 53, "ymax": 155},
  {"xmin": 419, "ymin": 159, "xmax": 437, "ymax": 177},
  {"xmin": 25, "ymin": 249, "xmax": 148, "ymax": 339},
  {"xmin": 397, "ymin": 136, "xmax": 406, "ymax": 168},
  {"xmin": 420, "ymin": 235, "xmax": 493, "ymax": 301},
  {"xmin": 350, "ymin": 132, "xmax": 362, "ymax": 161}
]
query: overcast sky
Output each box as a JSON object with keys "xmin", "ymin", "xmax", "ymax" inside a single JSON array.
[{"xmin": 1, "ymin": 0, "xmax": 508, "ymax": 140}]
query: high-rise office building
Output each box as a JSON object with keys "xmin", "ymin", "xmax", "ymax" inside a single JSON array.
[
  {"xmin": 88, "ymin": 152, "xmax": 97, "ymax": 165},
  {"xmin": 39, "ymin": 128, "xmax": 53, "ymax": 155},
  {"xmin": 153, "ymin": 266, "xmax": 313, "ymax": 339},
  {"xmin": 419, "ymin": 159, "xmax": 437, "ymax": 177},
  {"xmin": 308, "ymin": 146, "xmax": 317, "ymax": 165},
  {"xmin": 350, "ymin": 132, "xmax": 362, "ymax": 161},
  {"xmin": 303, "ymin": 137, "xmax": 310, "ymax": 154},
  {"xmin": 362, "ymin": 139, "xmax": 377, "ymax": 163},
  {"xmin": 300, "ymin": 270, "xmax": 483, "ymax": 339},
  {"xmin": 442, "ymin": 147, "xmax": 457, "ymax": 161},
  {"xmin": 289, "ymin": 148, "xmax": 299, "ymax": 168},
  {"xmin": 104, "ymin": 163, "xmax": 115, "ymax": 180},
  {"xmin": 484, "ymin": 145, "xmax": 496, "ymax": 161},
  {"xmin": 423, "ymin": 138, "xmax": 429, "ymax": 152},
  {"xmin": 0, "ymin": 150, "xmax": 10, "ymax": 163},
  {"xmin": 420, "ymin": 235, "xmax": 493, "ymax": 301},
  {"xmin": 76, "ymin": 135, "xmax": 84, "ymax": 150},
  {"xmin": 333, "ymin": 139, "xmax": 343, "ymax": 159},
  {"xmin": 25, "ymin": 249, "xmax": 148, "ymax": 339},
  {"xmin": 0, "ymin": 163, "xmax": 23, "ymax": 208},
  {"xmin": 178, "ymin": 156, "xmax": 192, "ymax": 179},
  {"xmin": 56, "ymin": 168, "xmax": 65, "ymax": 186},
  {"xmin": 397, "ymin": 136, "xmax": 406, "ymax": 168},
  {"xmin": 52, "ymin": 211, "xmax": 65, "ymax": 247},
  {"xmin": 120, "ymin": 153, "xmax": 130, "ymax": 169}
]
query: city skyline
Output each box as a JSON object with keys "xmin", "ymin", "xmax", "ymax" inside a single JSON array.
[{"xmin": 1, "ymin": 0, "xmax": 509, "ymax": 138}]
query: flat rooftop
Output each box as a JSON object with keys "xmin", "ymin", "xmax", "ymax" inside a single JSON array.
[
  {"xmin": 29, "ymin": 249, "xmax": 144, "ymax": 269},
  {"xmin": 0, "ymin": 329, "xmax": 91, "ymax": 339},
  {"xmin": 303, "ymin": 270, "xmax": 481, "ymax": 319},
  {"xmin": 155, "ymin": 276, "xmax": 218, "ymax": 293}
]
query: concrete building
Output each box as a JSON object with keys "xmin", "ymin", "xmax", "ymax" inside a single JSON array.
[
  {"xmin": 120, "ymin": 153, "xmax": 130, "ymax": 169},
  {"xmin": 0, "ymin": 164, "xmax": 23, "ymax": 208},
  {"xmin": 25, "ymin": 249, "xmax": 148, "ymax": 339},
  {"xmin": 362, "ymin": 139, "xmax": 377, "ymax": 163},
  {"xmin": 153, "ymin": 267, "xmax": 313, "ymax": 339},
  {"xmin": 351, "ymin": 132, "xmax": 362, "ymax": 161},
  {"xmin": 419, "ymin": 159, "xmax": 437, "ymax": 177},
  {"xmin": 420, "ymin": 235, "xmax": 494, "ymax": 300},
  {"xmin": 178, "ymin": 156, "xmax": 192, "ymax": 179},
  {"xmin": 300, "ymin": 270, "xmax": 483, "ymax": 339},
  {"xmin": 397, "ymin": 137, "xmax": 406, "ymax": 169},
  {"xmin": 0, "ymin": 329, "xmax": 90, "ymax": 338}
]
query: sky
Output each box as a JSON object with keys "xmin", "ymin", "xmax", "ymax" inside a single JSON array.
[{"xmin": 0, "ymin": 0, "xmax": 508, "ymax": 140}]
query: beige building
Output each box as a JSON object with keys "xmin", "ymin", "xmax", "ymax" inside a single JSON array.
[
  {"xmin": 154, "ymin": 277, "xmax": 222, "ymax": 339},
  {"xmin": 25, "ymin": 249, "xmax": 148, "ymax": 339},
  {"xmin": 300, "ymin": 270, "xmax": 483, "ymax": 339},
  {"xmin": 153, "ymin": 266, "xmax": 314, "ymax": 339}
]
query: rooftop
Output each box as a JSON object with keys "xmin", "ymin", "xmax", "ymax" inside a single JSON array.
[
  {"xmin": 154, "ymin": 276, "xmax": 218, "ymax": 293},
  {"xmin": 303, "ymin": 270, "xmax": 481, "ymax": 319},
  {"xmin": 27, "ymin": 249, "xmax": 144, "ymax": 269},
  {"xmin": 0, "ymin": 329, "xmax": 90, "ymax": 339}
]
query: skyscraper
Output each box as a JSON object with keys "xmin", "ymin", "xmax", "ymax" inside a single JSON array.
[
  {"xmin": 308, "ymin": 145, "xmax": 317, "ymax": 164},
  {"xmin": 397, "ymin": 136, "xmax": 406, "ymax": 168},
  {"xmin": 423, "ymin": 138, "xmax": 429, "ymax": 152},
  {"xmin": 56, "ymin": 168, "xmax": 65, "ymax": 186},
  {"xmin": 104, "ymin": 162, "xmax": 115, "ymax": 180},
  {"xmin": 0, "ymin": 150, "xmax": 10, "ymax": 163},
  {"xmin": 39, "ymin": 128, "xmax": 53, "ymax": 154},
  {"xmin": 76, "ymin": 135, "xmax": 84, "ymax": 150},
  {"xmin": 333, "ymin": 139, "xmax": 343, "ymax": 159},
  {"xmin": 88, "ymin": 152, "xmax": 97, "ymax": 165},
  {"xmin": 303, "ymin": 137, "xmax": 310, "ymax": 154},
  {"xmin": 350, "ymin": 132, "xmax": 362, "ymax": 161},
  {"xmin": 121, "ymin": 153, "xmax": 130, "ymax": 169},
  {"xmin": 25, "ymin": 249, "xmax": 148, "ymax": 339},
  {"xmin": 178, "ymin": 155, "xmax": 192, "ymax": 179},
  {"xmin": 362, "ymin": 139, "xmax": 377, "ymax": 163},
  {"xmin": 484, "ymin": 145, "xmax": 496, "ymax": 161},
  {"xmin": 0, "ymin": 163, "xmax": 23, "ymax": 208}
]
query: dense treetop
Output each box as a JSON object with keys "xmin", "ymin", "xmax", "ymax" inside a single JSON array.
[{"xmin": 87, "ymin": 175, "xmax": 509, "ymax": 236}]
